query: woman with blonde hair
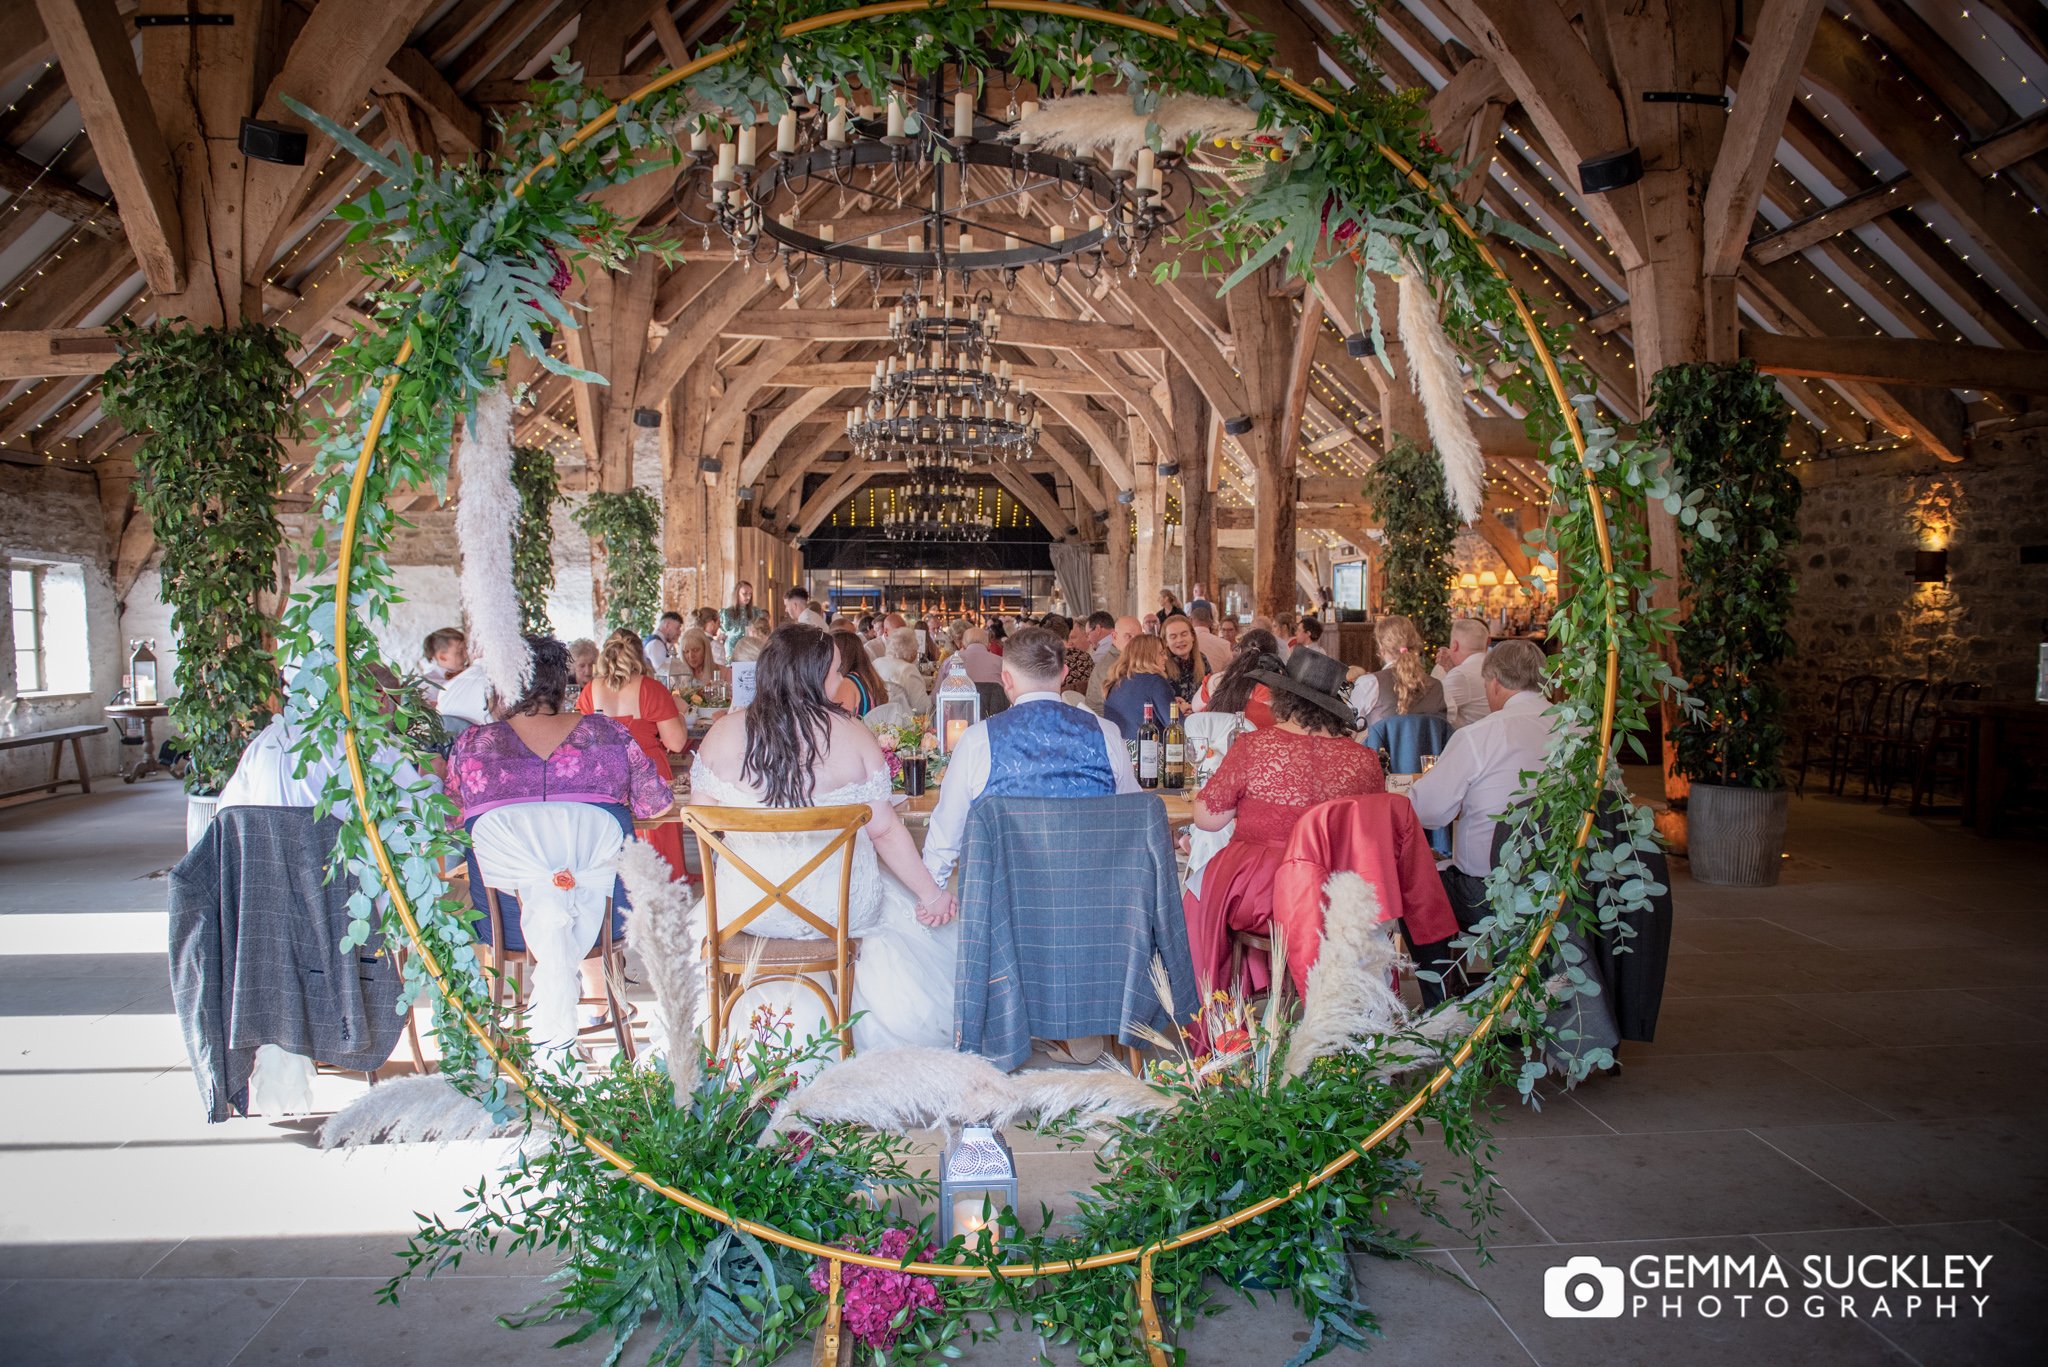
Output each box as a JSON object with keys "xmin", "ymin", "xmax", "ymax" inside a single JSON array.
[
  {"xmin": 1348, "ymin": 614, "xmax": 1447, "ymax": 728},
  {"xmin": 676, "ymin": 628, "xmax": 720, "ymax": 687},
  {"xmin": 574, "ymin": 629, "xmax": 690, "ymax": 880},
  {"xmin": 1102, "ymin": 633, "xmax": 1179, "ymax": 740}
]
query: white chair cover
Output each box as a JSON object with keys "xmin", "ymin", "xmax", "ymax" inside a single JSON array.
[
  {"xmin": 1182, "ymin": 711, "xmax": 1255, "ymax": 897},
  {"xmin": 470, "ymin": 803, "xmax": 625, "ymax": 1053},
  {"xmin": 862, "ymin": 698, "xmax": 912, "ymax": 728}
]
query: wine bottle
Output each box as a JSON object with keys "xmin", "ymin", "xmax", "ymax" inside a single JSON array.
[
  {"xmin": 1162, "ymin": 701, "xmax": 1186, "ymax": 790},
  {"xmin": 1137, "ymin": 704, "xmax": 1161, "ymax": 789}
]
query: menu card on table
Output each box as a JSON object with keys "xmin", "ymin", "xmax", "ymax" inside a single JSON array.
[{"xmin": 730, "ymin": 660, "xmax": 758, "ymax": 708}]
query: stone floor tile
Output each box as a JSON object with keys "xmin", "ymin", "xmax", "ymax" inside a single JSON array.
[
  {"xmin": 1567, "ymin": 1053, "xmax": 1890, "ymax": 1134},
  {"xmin": 1488, "ymin": 1130, "xmax": 1887, "ymax": 1244},
  {"xmin": 1772, "ymin": 1043, "xmax": 2048, "ymax": 1125},
  {"xmin": 0, "ymin": 1276, "xmax": 300, "ymax": 1367},
  {"xmin": 1753, "ymin": 1117, "xmax": 2048, "ymax": 1224},
  {"xmin": 1443, "ymin": 1238, "xmax": 1913, "ymax": 1367},
  {"xmin": 0, "ymin": 1238, "xmax": 182, "ymax": 1278},
  {"xmin": 1783, "ymin": 989, "xmax": 2048, "ymax": 1048},
  {"xmin": 1755, "ymin": 1220, "xmax": 2046, "ymax": 1367},
  {"xmin": 1620, "ymin": 994, "xmax": 1870, "ymax": 1057},
  {"xmin": 1961, "ymin": 986, "xmax": 2048, "ymax": 1025},
  {"xmin": 148, "ymin": 1232, "xmax": 554, "ymax": 1281},
  {"xmin": 1669, "ymin": 918, "xmax": 1834, "ymax": 955},
  {"xmin": 223, "ymin": 1276, "xmax": 567, "ymax": 1366}
]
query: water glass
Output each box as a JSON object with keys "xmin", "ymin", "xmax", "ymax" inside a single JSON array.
[{"xmin": 1419, "ymin": 753, "xmax": 1437, "ymax": 773}]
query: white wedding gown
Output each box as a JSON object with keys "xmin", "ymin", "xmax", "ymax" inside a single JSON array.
[{"xmin": 691, "ymin": 762, "xmax": 959, "ymax": 1056}]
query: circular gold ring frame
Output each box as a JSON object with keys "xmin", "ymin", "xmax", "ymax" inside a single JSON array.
[{"xmin": 331, "ymin": 0, "xmax": 1619, "ymax": 1313}]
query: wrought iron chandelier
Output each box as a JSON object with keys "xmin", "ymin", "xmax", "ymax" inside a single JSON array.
[
  {"xmin": 846, "ymin": 291, "xmax": 1041, "ymax": 463},
  {"xmin": 674, "ymin": 64, "xmax": 1189, "ymax": 300},
  {"xmin": 881, "ymin": 457, "xmax": 994, "ymax": 543}
]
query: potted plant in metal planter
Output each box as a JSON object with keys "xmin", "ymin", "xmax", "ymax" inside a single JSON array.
[
  {"xmin": 1650, "ymin": 360, "xmax": 1802, "ymax": 886},
  {"xmin": 102, "ymin": 321, "xmax": 298, "ymax": 843}
]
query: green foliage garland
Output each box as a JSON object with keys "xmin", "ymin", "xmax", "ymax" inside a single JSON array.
[
  {"xmin": 1650, "ymin": 360, "xmax": 1800, "ymax": 789},
  {"xmin": 273, "ymin": 6, "xmax": 1713, "ymax": 1363},
  {"xmin": 510, "ymin": 445, "xmax": 562, "ymax": 635},
  {"xmin": 1361, "ymin": 438, "xmax": 1456, "ymax": 649},
  {"xmin": 101, "ymin": 319, "xmax": 299, "ymax": 795},
  {"xmin": 574, "ymin": 488, "xmax": 663, "ymax": 634}
]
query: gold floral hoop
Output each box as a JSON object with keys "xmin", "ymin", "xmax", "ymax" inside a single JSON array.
[{"xmin": 328, "ymin": 4, "xmax": 1620, "ymax": 1360}]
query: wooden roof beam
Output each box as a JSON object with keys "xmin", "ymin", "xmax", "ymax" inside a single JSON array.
[
  {"xmin": 1740, "ymin": 331, "xmax": 2048, "ymax": 396},
  {"xmin": 1702, "ymin": 0, "xmax": 1826, "ymax": 279}
]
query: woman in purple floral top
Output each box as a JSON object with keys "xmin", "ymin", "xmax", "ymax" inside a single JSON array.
[{"xmin": 448, "ymin": 637, "xmax": 676, "ymax": 975}]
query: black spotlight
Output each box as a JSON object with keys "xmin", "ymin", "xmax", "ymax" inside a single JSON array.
[
  {"xmin": 1157, "ymin": 461, "xmax": 1180, "ymax": 477},
  {"xmin": 1345, "ymin": 332, "xmax": 1374, "ymax": 358},
  {"xmin": 1092, "ymin": 509, "xmax": 1110, "ymax": 523},
  {"xmin": 239, "ymin": 118, "xmax": 307, "ymax": 166},
  {"xmin": 1116, "ymin": 489, "xmax": 1136, "ymax": 505},
  {"xmin": 1577, "ymin": 148, "xmax": 1643, "ymax": 195},
  {"xmin": 1911, "ymin": 549, "xmax": 1948, "ymax": 583},
  {"xmin": 1222, "ymin": 414, "xmax": 1254, "ymax": 436},
  {"xmin": 696, "ymin": 456, "xmax": 723, "ymax": 475},
  {"xmin": 632, "ymin": 407, "xmax": 661, "ymax": 428}
]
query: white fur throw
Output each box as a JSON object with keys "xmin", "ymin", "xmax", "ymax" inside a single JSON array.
[
  {"xmin": 1396, "ymin": 256, "xmax": 1485, "ymax": 524},
  {"xmin": 1013, "ymin": 93, "xmax": 1259, "ymax": 169},
  {"xmin": 758, "ymin": 1046, "xmax": 1170, "ymax": 1144},
  {"xmin": 456, "ymin": 383, "xmax": 532, "ymax": 705}
]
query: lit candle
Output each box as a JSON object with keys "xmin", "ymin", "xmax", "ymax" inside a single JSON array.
[
  {"xmin": 887, "ymin": 95, "xmax": 906, "ymax": 137},
  {"xmin": 735, "ymin": 123, "xmax": 757, "ymax": 165},
  {"xmin": 776, "ymin": 110, "xmax": 797, "ymax": 154},
  {"xmin": 954, "ymin": 90, "xmax": 975, "ymax": 139},
  {"xmin": 946, "ymin": 716, "xmax": 970, "ymax": 750}
]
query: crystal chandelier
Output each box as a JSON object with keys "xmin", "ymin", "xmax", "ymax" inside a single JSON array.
[
  {"xmin": 846, "ymin": 291, "xmax": 1041, "ymax": 463},
  {"xmin": 882, "ymin": 457, "xmax": 994, "ymax": 543},
  {"xmin": 675, "ymin": 65, "xmax": 1188, "ymax": 300}
]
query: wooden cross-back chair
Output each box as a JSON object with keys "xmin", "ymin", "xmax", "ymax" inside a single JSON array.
[{"xmin": 682, "ymin": 803, "xmax": 873, "ymax": 1059}]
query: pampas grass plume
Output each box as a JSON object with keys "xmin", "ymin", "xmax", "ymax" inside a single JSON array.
[
  {"xmin": 319, "ymin": 1074, "xmax": 520, "ymax": 1148},
  {"xmin": 1395, "ymin": 255, "xmax": 1485, "ymax": 524},
  {"xmin": 1284, "ymin": 872, "xmax": 1411, "ymax": 1079},
  {"xmin": 456, "ymin": 384, "xmax": 533, "ymax": 703},
  {"xmin": 615, "ymin": 840, "xmax": 704, "ymax": 1103}
]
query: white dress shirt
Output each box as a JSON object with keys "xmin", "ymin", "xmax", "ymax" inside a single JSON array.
[
  {"xmin": 217, "ymin": 713, "xmax": 435, "ymax": 812},
  {"xmin": 1440, "ymin": 652, "xmax": 1491, "ymax": 729},
  {"xmin": 436, "ymin": 663, "xmax": 493, "ymax": 727},
  {"xmin": 1406, "ymin": 690, "xmax": 1557, "ymax": 876},
  {"xmin": 642, "ymin": 633, "xmax": 674, "ymax": 673},
  {"xmin": 920, "ymin": 690, "xmax": 1141, "ymax": 885}
]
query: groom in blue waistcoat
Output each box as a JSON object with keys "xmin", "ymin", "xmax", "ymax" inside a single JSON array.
[{"xmin": 921, "ymin": 625, "xmax": 1141, "ymax": 886}]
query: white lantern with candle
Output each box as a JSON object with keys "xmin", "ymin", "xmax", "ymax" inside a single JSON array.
[
  {"xmin": 933, "ymin": 658, "xmax": 980, "ymax": 755},
  {"xmin": 937, "ymin": 1125, "xmax": 1016, "ymax": 1244}
]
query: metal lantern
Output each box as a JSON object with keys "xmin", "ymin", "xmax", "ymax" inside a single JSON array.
[
  {"xmin": 934, "ymin": 658, "xmax": 980, "ymax": 754},
  {"xmin": 937, "ymin": 1124, "xmax": 1016, "ymax": 1243},
  {"xmin": 128, "ymin": 639, "xmax": 159, "ymax": 705}
]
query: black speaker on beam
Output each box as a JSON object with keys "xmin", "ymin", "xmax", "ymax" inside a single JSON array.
[
  {"xmin": 238, "ymin": 118, "xmax": 307, "ymax": 166},
  {"xmin": 632, "ymin": 407, "xmax": 661, "ymax": 428},
  {"xmin": 1222, "ymin": 414, "xmax": 1253, "ymax": 436},
  {"xmin": 1344, "ymin": 332, "xmax": 1374, "ymax": 358},
  {"xmin": 1577, "ymin": 148, "xmax": 1643, "ymax": 195}
]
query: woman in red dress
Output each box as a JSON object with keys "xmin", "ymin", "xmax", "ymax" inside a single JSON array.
[
  {"xmin": 1184, "ymin": 648, "xmax": 1384, "ymax": 1002},
  {"xmin": 1192, "ymin": 628, "xmax": 1281, "ymax": 727},
  {"xmin": 576, "ymin": 630, "xmax": 691, "ymax": 882}
]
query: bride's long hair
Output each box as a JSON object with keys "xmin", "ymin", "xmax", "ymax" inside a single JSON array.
[{"xmin": 742, "ymin": 624, "xmax": 840, "ymax": 807}]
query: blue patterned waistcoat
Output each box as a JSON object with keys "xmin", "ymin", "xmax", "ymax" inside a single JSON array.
[{"xmin": 982, "ymin": 699, "xmax": 1116, "ymax": 798}]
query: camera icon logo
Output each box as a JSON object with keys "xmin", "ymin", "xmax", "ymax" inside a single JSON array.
[{"xmin": 1544, "ymin": 1256, "xmax": 1625, "ymax": 1318}]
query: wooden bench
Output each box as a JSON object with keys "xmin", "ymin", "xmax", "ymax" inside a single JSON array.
[{"xmin": 0, "ymin": 724, "xmax": 105, "ymax": 801}]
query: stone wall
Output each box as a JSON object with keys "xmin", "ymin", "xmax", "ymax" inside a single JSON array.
[{"xmin": 1783, "ymin": 425, "xmax": 2048, "ymax": 725}]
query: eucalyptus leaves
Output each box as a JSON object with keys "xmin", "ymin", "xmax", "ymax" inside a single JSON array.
[
  {"xmin": 511, "ymin": 446, "xmax": 563, "ymax": 635},
  {"xmin": 100, "ymin": 319, "xmax": 299, "ymax": 795}
]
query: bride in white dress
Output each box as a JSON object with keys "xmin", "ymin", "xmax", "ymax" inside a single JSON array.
[{"xmin": 688, "ymin": 624, "xmax": 959, "ymax": 1055}]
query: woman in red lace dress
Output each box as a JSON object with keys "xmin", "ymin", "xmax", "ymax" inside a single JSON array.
[
  {"xmin": 575, "ymin": 631, "xmax": 690, "ymax": 881},
  {"xmin": 1184, "ymin": 648, "xmax": 1384, "ymax": 1001}
]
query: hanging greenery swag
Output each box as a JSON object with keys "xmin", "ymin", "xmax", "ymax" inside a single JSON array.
[
  {"xmin": 574, "ymin": 487, "xmax": 664, "ymax": 635},
  {"xmin": 100, "ymin": 318, "xmax": 300, "ymax": 795},
  {"xmin": 510, "ymin": 445, "xmax": 563, "ymax": 636},
  {"xmin": 1360, "ymin": 436, "xmax": 1458, "ymax": 651},
  {"xmin": 270, "ymin": 3, "xmax": 1717, "ymax": 1362},
  {"xmin": 1650, "ymin": 359, "xmax": 1799, "ymax": 789}
]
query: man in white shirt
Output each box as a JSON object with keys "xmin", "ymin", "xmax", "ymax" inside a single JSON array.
[
  {"xmin": 1407, "ymin": 639, "xmax": 1558, "ymax": 931},
  {"xmin": 1184, "ymin": 601, "xmax": 1234, "ymax": 674},
  {"xmin": 436, "ymin": 660, "xmax": 494, "ymax": 735},
  {"xmin": 784, "ymin": 587, "xmax": 827, "ymax": 629},
  {"xmin": 952, "ymin": 626, "xmax": 1006, "ymax": 686},
  {"xmin": 866, "ymin": 611, "xmax": 905, "ymax": 659},
  {"xmin": 1435, "ymin": 618, "xmax": 1493, "ymax": 729},
  {"xmin": 418, "ymin": 627, "xmax": 467, "ymax": 699},
  {"xmin": 221, "ymin": 666, "xmax": 436, "ymax": 811},
  {"xmin": 1081, "ymin": 611, "xmax": 1119, "ymax": 708},
  {"xmin": 874, "ymin": 627, "xmax": 929, "ymax": 712},
  {"xmin": 642, "ymin": 611, "xmax": 684, "ymax": 674},
  {"xmin": 922, "ymin": 627, "xmax": 1141, "ymax": 886}
]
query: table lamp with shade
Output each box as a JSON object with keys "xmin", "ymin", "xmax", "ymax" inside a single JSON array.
[
  {"xmin": 938, "ymin": 1125, "xmax": 1016, "ymax": 1244},
  {"xmin": 127, "ymin": 640, "xmax": 159, "ymax": 705}
]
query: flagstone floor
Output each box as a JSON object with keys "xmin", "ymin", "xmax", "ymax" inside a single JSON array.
[{"xmin": 2, "ymin": 776, "xmax": 2044, "ymax": 1366}]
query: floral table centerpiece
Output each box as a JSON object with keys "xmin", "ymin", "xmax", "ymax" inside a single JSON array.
[{"xmin": 867, "ymin": 715, "xmax": 946, "ymax": 793}]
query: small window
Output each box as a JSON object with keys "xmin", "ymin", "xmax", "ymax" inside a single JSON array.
[{"xmin": 9, "ymin": 560, "xmax": 90, "ymax": 697}]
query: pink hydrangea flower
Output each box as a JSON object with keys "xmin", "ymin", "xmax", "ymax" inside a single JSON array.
[{"xmin": 809, "ymin": 1227, "xmax": 943, "ymax": 1351}]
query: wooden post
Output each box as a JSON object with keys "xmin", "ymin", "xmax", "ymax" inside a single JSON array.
[
  {"xmin": 1167, "ymin": 362, "xmax": 1213, "ymax": 603},
  {"xmin": 1129, "ymin": 417, "xmax": 1163, "ymax": 612},
  {"xmin": 1101, "ymin": 465, "xmax": 1131, "ymax": 617},
  {"xmin": 1226, "ymin": 264, "xmax": 1300, "ymax": 619}
]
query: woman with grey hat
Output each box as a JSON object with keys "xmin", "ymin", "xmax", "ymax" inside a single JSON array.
[{"xmin": 1183, "ymin": 648, "xmax": 1387, "ymax": 1006}]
